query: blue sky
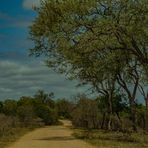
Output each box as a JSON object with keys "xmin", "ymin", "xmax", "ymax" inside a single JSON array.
[
  {"xmin": 0, "ymin": 0, "xmax": 88, "ymax": 100},
  {"xmin": 0, "ymin": 0, "xmax": 146, "ymax": 103}
]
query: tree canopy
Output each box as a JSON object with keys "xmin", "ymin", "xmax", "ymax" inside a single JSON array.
[
  {"xmin": 30, "ymin": 0, "xmax": 147, "ymax": 65},
  {"xmin": 29, "ymin": 0, "xmax": 148, "ymax": 131}
]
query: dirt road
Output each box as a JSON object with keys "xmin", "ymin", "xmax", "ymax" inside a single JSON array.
[{"xmin": 7, "ymin": 120, "xmax": 96, "ymax": 148}]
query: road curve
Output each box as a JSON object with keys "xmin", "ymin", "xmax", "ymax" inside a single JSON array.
[{"xmin": 7, "ymin": 120, "xmax": 96, "ymax": 148}]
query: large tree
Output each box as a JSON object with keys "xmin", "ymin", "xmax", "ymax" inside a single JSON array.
[
  {"xmin": 30, "ymin": 0, "xmax": 147, "ymax": 65},
  {"xmin": 29, "ymin": 0, "xmax": 148, "ymax": 130}
]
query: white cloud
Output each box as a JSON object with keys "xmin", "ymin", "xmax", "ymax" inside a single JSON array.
[
  {"xmin": 0, "ymin": 59, "xmax": 88, "ymax": 100},
  {"xmin": 22, "ymin": 0, "xmax": 41, "ymax": 10}
]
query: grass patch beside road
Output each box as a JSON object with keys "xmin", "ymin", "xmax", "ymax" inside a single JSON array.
[
  {"xmin": 73, "ymin": 129, "xmax": 148, "ymax": 148},
  {"xmin": 0, "ymin": 127, "xmax": 37, "ymax": 148}
]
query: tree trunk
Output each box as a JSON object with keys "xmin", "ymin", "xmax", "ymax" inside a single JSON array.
[
  {"xmin": 130, "ymin": 98, "xmax": 137, "ymax": 131},
  {"xmin": 101, "ymin": 113, "xmax": 106, "ymax": 129},
  {"xmin": 116, "ymin": 112, "xmax": 122, "ymax": 130},
  {"xmin": 108, "ymin": 116, "xmax": 112, "ymax": 130},
  {"xmin": 107, "ymin": 92, "xmax": 113, "ymax": 130}
]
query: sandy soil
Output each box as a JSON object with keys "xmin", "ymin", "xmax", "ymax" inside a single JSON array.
[{"xmin": 7, "ymin": 120, "xmax": 96, "ymax": 148}]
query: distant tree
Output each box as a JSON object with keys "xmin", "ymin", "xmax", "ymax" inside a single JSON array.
[
  {"xmin": 56, "ymin": 99, "xmax": 74, "ymax": 119},
  {"xmin": 34, "ymin": 90, "xmax": 55, "ymax": 108},
  {"xmin": 3, "ymin": 100, "xmax": 17, "ymax": 116},
  {"xmin": 17, "ymin": 105, "xmax": 35, "ymax": 126},
  {"xmin": 17, "ymin": 96, "xmax": 34, "ymax": 107},
  {"xmin": 16, "ymin": 96, "xmax": 36, "ymax": 126},
  {"xmin": 34, "ymin": 104, "xmax": 57, "ymax": 125},
  {"xmin": 96, "ymin": 93, "xmax": 127, "ymax": 130},
  {"xmin": 72, "ymin": 97, "xmax": 100, "ymax": 129}
]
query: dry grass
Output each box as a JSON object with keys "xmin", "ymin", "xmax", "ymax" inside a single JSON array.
[
  {"xmin": 73, "ymin": 129, "xmax": 148, "ymax": 148},
  {"xmin": 0, "ymin": 127, "xmax": 31, "ymax": 148},
  {"xmin": 0, "ymin": 114, "xmax": 42, "ymax": 148}
]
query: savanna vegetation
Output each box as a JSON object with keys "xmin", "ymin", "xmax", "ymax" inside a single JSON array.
[
  {"xmin": 1, "ymin": 0, "xmax": 147, "ymax": 147},
  {"xmin": 28, "ymin": 0, "xmax": 148, "ymax": 147},
  {"xmin": 0, "ymin": 90, "xmax": 72, "ymax": 148},
  {"xmin": 1, "ymin": 91, "xmax": 148, "ymax": 147}
]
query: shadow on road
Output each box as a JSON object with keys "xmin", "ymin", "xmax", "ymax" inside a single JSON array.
[{"xmin": 35, "ymin": 136, "xmax": 76, "ymax": 141}]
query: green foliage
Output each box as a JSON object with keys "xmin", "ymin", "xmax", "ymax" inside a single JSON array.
[
  {"xmin": 29, "ymin": 0, "xmax": 148, "ymax": 131},
  {"xmin": 32, "ymin": 90, "xmax": 58, "ymax": 124},
  {"xmin": 1, "ymin": 90, "xmax": 58, "ymax": 126},
  {"xmin": 30, "ymin": 0, "xmax": 147, "ymax": 69},
  {"xmin": 96, "ymin": 94, "xmax": 127, "ymax": 114},
  {"xmin": 17, "ymin": 106, "xmax": 35, "ymax": 126},
  {"xmin": 34, "ymin": 90, "xmax": 55, "ymax": 108},
  {"xmin": 56, "ymin": 99, "xmax": 74, "ymax": 119},
  {"xmin": 3, "ymin": 100, "xmax": 17, "ymax": 116},
  {"xmin": 17, "ymin": 96, "xmax": 34, "ymax": 106},
  {"xmin": 34, "ymin": 104, "xmax": 57, "ymax": 125}
]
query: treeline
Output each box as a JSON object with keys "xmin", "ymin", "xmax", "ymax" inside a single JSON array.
[
  {"xmin": 0, "ymin": 90, "xmax": 74, "ymax": 145},
  {"xmin": 0, "ymin": 90, "xmax": 147, "ymax": 134},
  {"xmin": 72, "ymin": 94, "xmax": 147, "ymax": 132},
  {"xmin": 0, "ymin": 90, "xmax": 73, "ymax": 127}
]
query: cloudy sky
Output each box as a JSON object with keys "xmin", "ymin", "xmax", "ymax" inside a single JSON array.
[{"xmin": 0, "ymin": 0, "xmax": 88, "ymax": 100}]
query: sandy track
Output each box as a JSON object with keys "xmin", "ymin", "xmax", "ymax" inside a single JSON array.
[{"xmin": 7, "ymin": 120, "xmax": 95, "ymax": 148}]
